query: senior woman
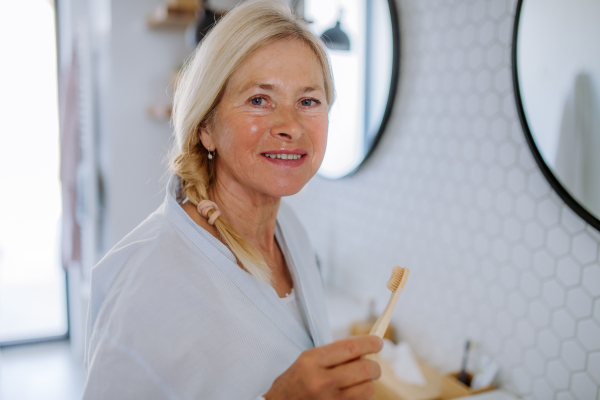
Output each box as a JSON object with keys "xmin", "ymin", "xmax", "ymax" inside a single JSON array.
[{"xmin": 83, "ymin": 1, "xmax": 382, "ymax": 399}]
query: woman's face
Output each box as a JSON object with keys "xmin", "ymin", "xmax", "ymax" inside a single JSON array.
[{"xmin": 200, "ymin": 39, "xmax": 329, "ymax": 198}]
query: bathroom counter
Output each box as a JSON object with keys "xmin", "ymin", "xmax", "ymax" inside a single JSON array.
[{"xmin": 456, "ymin": 390, "xmax": 518, "ymax": 399}]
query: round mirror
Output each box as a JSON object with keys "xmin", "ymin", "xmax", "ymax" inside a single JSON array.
[
  {"xmin": 513, "ymin": 0, "xmax": 600, "ymax": 230},
  {"xmin": 304, "ymin": 0, "xmax": 400, "ymax": 179}
]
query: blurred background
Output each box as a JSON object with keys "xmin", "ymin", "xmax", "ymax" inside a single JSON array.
[{"xmin": 0, "ymin": 0, "xmax": 599, "ymax": 399}]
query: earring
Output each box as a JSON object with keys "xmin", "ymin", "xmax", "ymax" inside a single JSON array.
[{"xmin": 208, "ymin": 150, "xmax": 214, "ymax": 160}]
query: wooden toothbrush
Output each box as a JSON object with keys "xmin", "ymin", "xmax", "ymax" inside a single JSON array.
[{"xmin": 369, "ymin": 266, "xmax": 409, "ymax": 338}]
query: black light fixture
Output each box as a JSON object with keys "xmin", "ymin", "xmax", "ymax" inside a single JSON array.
[{"xmin": 320, "ymin": 10, "xmax": 350, "ymax": 51}]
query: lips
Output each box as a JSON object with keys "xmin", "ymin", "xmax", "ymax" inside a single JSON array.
[{"xmin": 260, "ymin": 150, "xmax": 307, "ymax": 166}]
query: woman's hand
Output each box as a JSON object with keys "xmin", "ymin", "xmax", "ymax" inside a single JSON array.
[{"xmin": 263, "ymin": 335, "xmax": 383, "ymax": 400}]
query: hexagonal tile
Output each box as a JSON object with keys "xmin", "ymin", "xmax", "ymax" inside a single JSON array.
[
  {"xmin": 500, "ymin": 265, "xmax": 517, "ymax": 290},
  {"xmin": 476, "ymin": 70, "xmax": 492, "ymax": 92},
  {"xmin": 488, "ymin": 0, "xmax": 508, "ymax": 19},
  {"xmin": 484, "ymin": 328, "xmax": 502, "ymax": 353},
  {"xmin": 561, "ymin": 205, "xmax": 586, "ymax": 234},
  {"xmin": 552, "ymin": 309, "xmax": 576, "ymax": 339},
  {"xmin": 533, "ymin": 250, "xmax": 555, "ymax": 279},
  {"xmin": 547, "ymin": 360, "xmax": 570, "ymax": 390},
  {"xmin": 528, "ymin": 171, "xmax": 550, "ymax": 198},
  {"xmin": 508, "ymin": 292, "xmax": 527, "ymax": 318},
  {"xmin": 536, "ymin": 198, "xmax": 560, "ymax": 227},
  {"xmin": 528, "ymin": 300, "xmax": 550, "ymax": 328},
  {"xmin": 503, "ymin": 217, "xmax": 522, "ymax": 242},
  {"xmin": 478, "ymin": 21, "xmax": 495, "ymax": 45},
  {"xmin": 572, "ymin": 233, "xmax": 599, "ymax": 264},
  {"xmin": 477, "ymin": 187, "xmax": 493, "ymax": 209},
  {"xmin": 498, "ymin": 14, "xmax": 513, "ymax": 45},
  {"xmin": 511, "ymin": 366, "xmax": 532, "ymax": 394},
  {"xmin": 555, "ymin": 392, "xmax": 576, "ymax": 400},
  {"xmin": 571, "ymin": 372, "xmax": 598, "ymax": 400},
  {"xmin": 492, "ymin": 239, "xmax": 509, "ymax": 262},
  {"xmin": 512, "ymin": 244, "xmax": 531, "ymax": 270},
  {"xmin": 495, "ymin": 191, "xmax": 513, "ymax": 215},
  {"xmin": 507, "ymin": 169, "xmax": 526, "ymax": 193},
  {"xmin": 524, "ymin": 222, "xmax": 545, "ymax": 249},
  {"xmin": 532, "ymin": 378, "xmax": 553, "ymax": 400},
  {"xmin": 488, "ymin": 284, "xmax": 506, "ymax": 309},
  {"xmin": 516, "ymin": 195, "xmax": 535, "ymax": 220},
  {"xmin": 588, "ymin": 352, "xmax": 600, "ymax": 385},
  {"xmin": 542, "ymin": 280, "xmax": 565, "ymax": 308},
  {"xmin": 561, "ymin": 340, "xmax": 586, "ymax": 371},
  {"xmin": 594, "ymin": 298, "xmax": 600, "ymax": 322},
  {"xmin": 547, "ymin": 227, "xmax": 570, "ymax": 257},
  {"xmin": 470, "ymin": 1, "xmax": 486, "ymax": 22},
  {"xmin": 524, "ymin": 349, "xmax": 545, "ymax": 377},
  {"xmin": 496, "ymin": 311, "xmax": 514, "ymax": 336},
  {"xmin": 521, "ymin": 272, "xmax": 541, "ymax": 299},
  {"xmin": 538, "ymin": 328, "xmax": 560, "ymax": 358},
  {"xmin": 516, "ymin": 320, "xmax": 536, "ymax": 347},
  {"xmin": 582, "ymin": 264, "xmax": 600, "ymax": 297},
  {"xmin": 485, "ymin": 214, "xmax": 501, "ymax": 236},
  {"xmin": 486, "ymin": 44, "xmax": 504, "ymax": 71},
  {"xmin": 468, "ymin": 47, "xmax": 484, "ymax": 69},
  {"xmin": 519, "ymin": 146, "xmax": 537, "ymax": 171},
  {"xmin": 577, "ymin": 319, "xmax": 600, "ymax": 351},
  {"xmin": 481, "ymin": 259, "xmax": 497, "ymax": 283},
  {"xmin": 503, "ymin": 338, "xmax": 523, "ymax": 366},
  {"xmin": 557, "ymin": 257, "xmax": 582, "ymax": 288},
  {"xmin": 566, "ymin": 288, "xmax": 593, "ymax": 319}
]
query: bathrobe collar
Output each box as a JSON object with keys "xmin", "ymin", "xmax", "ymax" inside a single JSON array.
[{"xmin": 163, "ymin": 174, "xmax": 329, "ymax": 350}]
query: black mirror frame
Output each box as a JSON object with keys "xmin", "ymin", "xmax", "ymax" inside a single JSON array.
[
  {"xmin": 511, "ymin": 0, "xmax": 600, "ymax": 231},
  {"xmin": 322, "ymin": 0, "xmax": 401, "ymax": 179}
]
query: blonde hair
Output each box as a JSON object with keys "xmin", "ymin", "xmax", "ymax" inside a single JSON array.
[{"xmin": 170, "ymin": 0, "xmax": 334, "ymax": 284}]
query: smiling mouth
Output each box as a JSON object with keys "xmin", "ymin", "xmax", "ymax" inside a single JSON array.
[{"xmin": 261, "ymin": 153, "xmax": 305, "ymax": 160}]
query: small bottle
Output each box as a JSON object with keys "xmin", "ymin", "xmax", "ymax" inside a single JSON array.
[{"xmin": 350, "ymin": 299, "xmax": 395, "ymax": 342}]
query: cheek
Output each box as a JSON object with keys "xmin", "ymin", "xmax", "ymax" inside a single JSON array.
[
  {"xmin": 218, "ymin": 118, "xmax": 264, "ymax": 158},
  {"xmin": 310, "ymin": 117, "xmax": 329, "ymax": 160}
]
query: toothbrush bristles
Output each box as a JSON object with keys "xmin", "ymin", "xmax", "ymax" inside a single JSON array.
[{"xmin": 386, "ymin": 266, "xmax": 404, "ymax": 292}]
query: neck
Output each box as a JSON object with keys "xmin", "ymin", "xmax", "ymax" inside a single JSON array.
[{"xmin": 209, "ymin": 171, "xmax": 280, "ymax": 256}]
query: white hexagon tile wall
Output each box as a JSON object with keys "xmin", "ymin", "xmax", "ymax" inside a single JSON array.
[{"xmin": 286, "ymin": 0, "xmax": 600, "ymax": 399}]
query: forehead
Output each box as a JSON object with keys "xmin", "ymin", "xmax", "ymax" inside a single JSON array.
[{"xmin": 227, "ymin": 39, "xmax": 325, "ymax": 95}]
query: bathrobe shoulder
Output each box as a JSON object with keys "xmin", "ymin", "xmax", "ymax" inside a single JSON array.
[{"xmin": 83, "ymin": 176, "xmax": 332, "ymax": 400}]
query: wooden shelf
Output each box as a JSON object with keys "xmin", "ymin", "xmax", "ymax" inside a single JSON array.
[
  {"xmin": 147, "ymin": 104, "xmax": 172, "ymax": 120},
  {"xmin": 147, "ymin": 3, "xmax": 198, "ymax": 30}
]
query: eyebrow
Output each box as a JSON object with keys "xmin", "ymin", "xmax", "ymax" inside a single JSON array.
[{"xmin": 238, "ymin": 82, "xmax": 323, "ymax": 95}]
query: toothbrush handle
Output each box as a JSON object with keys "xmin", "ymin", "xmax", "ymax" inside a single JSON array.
[{"xmin": 369, "ymin": 289, "xmax": 402, "ymax": 338}]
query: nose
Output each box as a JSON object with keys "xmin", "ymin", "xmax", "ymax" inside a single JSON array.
[{"xmin": 270, "ymin": 104, "xmax": 303, "ymax": 141}]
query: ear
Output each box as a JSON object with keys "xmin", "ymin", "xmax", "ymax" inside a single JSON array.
[{"xmin": 198, "ymin": 125, "xmax": 216, "ymax": 152}]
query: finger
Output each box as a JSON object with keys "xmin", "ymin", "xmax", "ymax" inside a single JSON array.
[
  {"xmin": 332, "ymin": 357, "xmax": 381, "ymax": 389},
  {"xmin": 338, "ymin": 381, "xmax": 376, "ymax": 400},
  {"xmin": 316, "ymin": 336, "xmax": 383, "ymax": 367}
]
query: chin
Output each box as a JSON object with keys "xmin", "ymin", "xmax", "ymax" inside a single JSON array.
[{"xmin": 262, "ymin": 175, "xmax": 312, "ymax": 198}]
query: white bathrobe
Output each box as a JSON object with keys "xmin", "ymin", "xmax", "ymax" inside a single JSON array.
[{"xmin": 82, "ymin": 174, "xmax": 332, "ymax": 399}]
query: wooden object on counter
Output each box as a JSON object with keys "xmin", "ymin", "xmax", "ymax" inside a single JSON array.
[
  {"xmin": 369, "ymin": 355, "xmax": 495, "ymax": 400},
  {"xmin": 439, "ymin": 372, "xmax": 495, "ymax": 400},
  {"xmin": 351, "ymin": 320, "xmax": 395, "ymax": 342}
]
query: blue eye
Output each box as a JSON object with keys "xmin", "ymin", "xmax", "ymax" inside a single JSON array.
[
  {"xmin": 301, "ymin": 99, "xmax": 318, "ymax": 106},
  {"xmin": 251, "ymin": 97, "xmax": 264, "ymax": 106}
]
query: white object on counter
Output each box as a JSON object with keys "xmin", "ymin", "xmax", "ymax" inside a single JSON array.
[
  {"xmin": 471, "ymin": 356, "xmax": 500, "ymax": 390},
  {"xmin": 379, "ymin": 339, "xmax": 427, "ymax": 386}
]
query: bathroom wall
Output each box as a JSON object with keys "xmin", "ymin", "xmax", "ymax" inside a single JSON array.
[{"xmin": 287, "ymin": 1, "xmax": 600, "ymax": 399}]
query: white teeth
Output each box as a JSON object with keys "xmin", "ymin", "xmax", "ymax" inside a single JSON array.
[{"xmin": 264, "ymin": 154, "xmax": 302, "ymax": 160}]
